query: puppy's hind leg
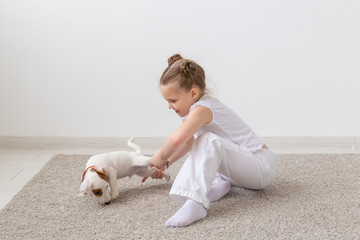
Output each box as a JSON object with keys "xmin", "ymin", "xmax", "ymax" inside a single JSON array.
[
  {"xmin": 137, "ymin": 167, "xmax": 170, "ymax": 182},
  {"xmin": 148, "ymin": 166, "xmax": 170, "ymax": 181},
  {"xmin": 162, "ymin": 172, "xmax": 171, "ymax": 181}
]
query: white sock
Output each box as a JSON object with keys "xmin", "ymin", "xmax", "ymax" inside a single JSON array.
[
  {"xmin": 208, "ymin": 179, "xmax": 231, "ymax": 202},
  {"xmin": 165, "ymin": 199, "xmax": 207, "ymax": 227}
]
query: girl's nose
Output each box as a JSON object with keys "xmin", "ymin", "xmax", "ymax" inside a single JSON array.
[{"xmin": 168, "ymin": 103, "xmax": 172, "ymax": 109}]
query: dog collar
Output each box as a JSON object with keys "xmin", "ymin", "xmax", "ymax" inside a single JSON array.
[{"xmin": 82, "ymin": 166, "xmax": 96, "ymax": 182}]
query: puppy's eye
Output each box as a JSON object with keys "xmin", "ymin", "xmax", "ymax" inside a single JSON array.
[{"xmin": 92, "ymin": 189, "xmax": 103, "ymax": 196}]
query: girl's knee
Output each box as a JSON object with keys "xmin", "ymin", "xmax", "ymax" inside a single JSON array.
[{"xmin": 195, "ymin": 132, "xmax": 219, "ymax": 145}]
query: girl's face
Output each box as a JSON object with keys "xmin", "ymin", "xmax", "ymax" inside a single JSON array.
[{"xmin": 160, "ymin": 81, "xmax": 200, "ymax": 117}]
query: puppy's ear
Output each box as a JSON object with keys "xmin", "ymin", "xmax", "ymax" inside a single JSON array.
[
  {"xmin": 92, "ymin": 166, "xmax": 107, "ymax": 181},
  {"xmin": 92, "ymin": 166, "xmax": 106, "ymax": 174}
]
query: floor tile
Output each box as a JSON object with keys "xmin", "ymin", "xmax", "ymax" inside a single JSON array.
[
  {"xmin": 0, "ymin": 169, "xmax": 21, "ymax": 180},
  {"xmin": 0, "ymin": 192, "xmax": 17, "ymax": 209},
  {"xmin": 12, "ymin": 169, "xmax": 41, "ymax": 181},
  {"xmin": 0, "ymin": 151, "xmax": 40, "ymax": 162},
  {"xmin": 34, "ymin": 153, "xmax": 56, "ymax": 163},
  {"xmin": 0, "ymin": 160, "xmax": 47, "ymax": 170},
  {"xmin": 0, "ymin": 180, "xmax": 28, "ymax": 192}
]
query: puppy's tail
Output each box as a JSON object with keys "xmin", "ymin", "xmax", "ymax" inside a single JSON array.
[{"xmin": 127, "ymin": 136, "xmax": 142, "ymax": 155}]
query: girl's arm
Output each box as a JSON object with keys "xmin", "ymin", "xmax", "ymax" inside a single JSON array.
[
  {"xmin": 167, "ymin": 136, "xmax": 194, "ymax": 165},
  {"xmin": 142, "ymin": 135, "xmax": 194, "ymax": 183},
  {"xmin": 150, "ymin": 106, "xmax": 212, "ymax": 168}
]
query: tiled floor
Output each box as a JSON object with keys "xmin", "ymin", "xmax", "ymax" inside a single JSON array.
[{"xmin": 0, "ymin": 137, "xmax": 359, "ymax": 210}]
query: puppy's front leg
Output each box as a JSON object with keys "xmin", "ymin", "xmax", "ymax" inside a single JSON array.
[{"xmin": 108, "ymin": 171, "xmax": 119, "ymax": 200}]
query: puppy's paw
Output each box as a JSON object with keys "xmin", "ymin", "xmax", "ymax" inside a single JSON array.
[
  {"xmin": 163, "ymin": 173, "xmax": 171, "ymax": 182},
  {"xmin": 111, "ymin": 191, "xmax": 119, "ymax": 200}
]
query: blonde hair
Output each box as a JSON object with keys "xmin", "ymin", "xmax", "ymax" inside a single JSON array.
[{"xmin": 160, "ymin": 54, "xmax": 206, "ymax": 92}]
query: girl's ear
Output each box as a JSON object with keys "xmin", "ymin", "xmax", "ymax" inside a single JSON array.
[{"xmin": 190, "ymin": 87, "xmax": 200, "ymax": 99}]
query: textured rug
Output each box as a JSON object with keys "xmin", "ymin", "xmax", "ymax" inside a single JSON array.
[{"xmin": 0, "ymin": 154, "xmax": 359, "ymax": 239}]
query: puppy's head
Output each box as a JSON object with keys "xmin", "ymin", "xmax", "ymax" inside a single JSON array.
[{"xmin": 79, "ymin": 167, "xmax": 111, "ymax": 205}]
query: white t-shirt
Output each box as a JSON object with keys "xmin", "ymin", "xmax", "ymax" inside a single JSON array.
[{"xmin": 183, "ymin": 94, "xmax": 264, "ymax": 152}]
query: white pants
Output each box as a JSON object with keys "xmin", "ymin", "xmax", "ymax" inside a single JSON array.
[{"xmin": 169, "ymin": 132, "xmax": 277, "ymax": 208}]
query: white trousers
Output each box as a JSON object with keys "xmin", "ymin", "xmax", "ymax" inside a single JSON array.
[{"xmin": 169, "ymin": 132, "xmax": 277, "ymax": 208}]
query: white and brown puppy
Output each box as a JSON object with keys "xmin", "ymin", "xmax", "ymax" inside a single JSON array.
[{"xmin": 79, "ymin": 137, "xmax": 170, "ymax": 205}]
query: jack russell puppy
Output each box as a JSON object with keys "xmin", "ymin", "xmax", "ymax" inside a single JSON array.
[{"xmin": 79, "ymin": 137, "xmax": 170, "ymax": 205}]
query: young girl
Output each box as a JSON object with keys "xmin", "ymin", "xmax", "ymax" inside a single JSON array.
[{"xmin": 147, "ymin": 54, "xmax": 277, "ymax": 227}]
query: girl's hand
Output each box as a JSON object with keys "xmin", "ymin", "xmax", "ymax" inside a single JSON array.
[
  {"xmin": 149, "ymin": 151, "xmax": 166, "ymax": 169},
  {"xmin": 142, "ymin": 153, "xmax": 166, "ymax": 182}
]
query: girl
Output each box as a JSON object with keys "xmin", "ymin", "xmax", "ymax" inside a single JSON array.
[{"xmin": 148, "ymin": 54, "xmax": 277, "ymax": 227}]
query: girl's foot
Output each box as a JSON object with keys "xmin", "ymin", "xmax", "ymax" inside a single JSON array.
[
  {"xmin": 208, "ymin": 178, "xmax": 231, "ymax": 202},
  {"xmin": 165, "ymin": 199, "xmax": 207, "ymax": 227}
]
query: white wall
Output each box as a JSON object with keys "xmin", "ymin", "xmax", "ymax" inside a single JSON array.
[{"xmin": 0, "ymin": 0, "xmax": 359, "ymax": 137}]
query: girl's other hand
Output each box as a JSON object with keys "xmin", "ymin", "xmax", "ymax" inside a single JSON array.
[
  {"xmin": 142, "ymin": 167, "xmax": 165, "ymax": 183},
  {"xmin": 149, "ymin": 152, "xmax": 165, "ymax": 169}
]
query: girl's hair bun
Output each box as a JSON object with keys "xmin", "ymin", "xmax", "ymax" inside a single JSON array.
[
  {"xmin": 180, "ymin": 60, "xmax": 195, "ymax": 77},
  {"xmin": 168, "ymin": 54, "xmax": 183, "ymax": 66},
  {"xmin": 160, "ymin": 54, "xmax": 206, "ymax": 92}
]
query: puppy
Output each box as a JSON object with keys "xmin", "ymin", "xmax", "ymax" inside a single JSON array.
[{"xmin": 79, "ymin": 137, "xmax": 170, "ymax": 205}]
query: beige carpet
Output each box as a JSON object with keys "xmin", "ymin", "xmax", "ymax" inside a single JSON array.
[{"xmin": 0, "ymin": 154, "xmax": 359, "ymax": 239}]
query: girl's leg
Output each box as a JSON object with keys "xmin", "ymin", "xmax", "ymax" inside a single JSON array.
[
  {"xmin": 208, "ymin": 173, "xmax": 232, "ymax": 202},
  {"xmin": 217, "ymin": 147, "xmax": 277, "ymax": 190},
  {"xmin": 165, "ymin": 133, "xmax": 219, "ymax": 227},
  {"xmin": 169, "ymin": 133, "xmax": 224, "ymax": 210},
  {"xmin": 165, "ymin": 198, "xmax": 207, "ymax": 227},
  {"xmin": 166, "ymin": 132, "xmax": 239, "ymax": 227},
  {"xmin": 165, "ymin": 174, "xmax": 231, "ymax": 227},
  {"xmin": 166, "ymin": 132, "xmax": 277, "ymax": 227}
]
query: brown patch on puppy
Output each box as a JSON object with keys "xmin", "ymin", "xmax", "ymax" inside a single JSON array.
[
  {"xmin": 91, "ymin": 166, "xmax": 108, "ymax": 182},
  {"xmin": 92, "ymin": 189, "xmax": 103, "ymax": 196}
]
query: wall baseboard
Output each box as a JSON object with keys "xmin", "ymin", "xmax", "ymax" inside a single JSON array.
[{"xmin": 0, "ymin": 136, "xmax": 358, "ymax": 153}]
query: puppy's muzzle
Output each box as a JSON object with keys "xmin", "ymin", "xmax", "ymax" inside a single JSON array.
[{"xmin": 105, "ymin": 201, "xmax": 111, "ymax": 205}]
